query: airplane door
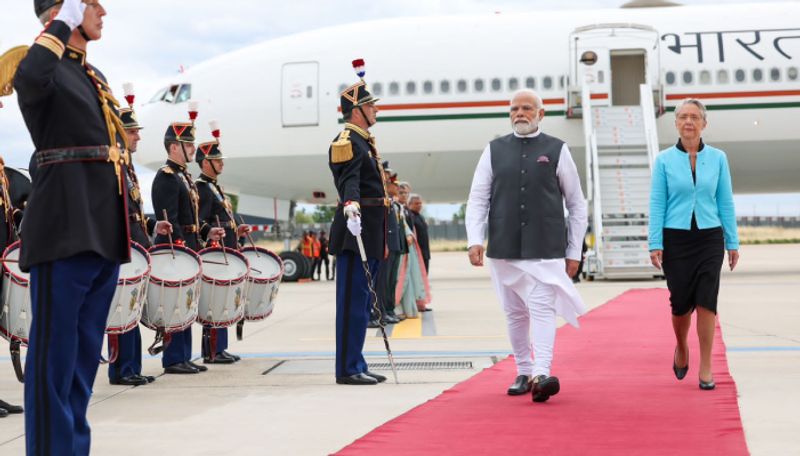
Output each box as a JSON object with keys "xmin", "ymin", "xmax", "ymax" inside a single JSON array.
[
  {"xmin": 611, "ymin": 50, "xmax": 646, "ymax": 105},
  {"xmin": 281, "ymin": 62, "xmax": 319, "ymax": 127}
]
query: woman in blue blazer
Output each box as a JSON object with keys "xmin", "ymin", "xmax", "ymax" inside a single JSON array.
[{"xmin": 648, "ymin": 98, "xmax": 740, "ymax": 391}]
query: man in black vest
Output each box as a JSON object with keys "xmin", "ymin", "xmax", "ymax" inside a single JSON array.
[
  {"xmin": 328, "ymin": 68, "xmax": 388, "ymax": 386},
  {"xmin": 196, "ymin": 136, "xmax": 250, "ymax": 364},
  {"xmin": 152, "ymin": 122, "xmax": 224, "ymax": 374},
  {"xmin": 375, "ymin": 165, "xmax": 400, "ymax": 325},
  {"xmin": 15, "ymin": 0, "xmax": 130, "ymax": 452},
  {"xmin": 408, "ymin": 194, "xmax": 431, "ymax": 274},
  {"xmin": 466, "ymin": 89, "xmax": 587, "ymax": 403}
]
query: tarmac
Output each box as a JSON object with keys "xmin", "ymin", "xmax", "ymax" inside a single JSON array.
[{"xmin": 0, "ymin": 244, "xmax": 798, "ymax": 455}]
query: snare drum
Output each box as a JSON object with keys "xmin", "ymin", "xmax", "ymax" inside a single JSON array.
[
  {"xmin": 240, "ymin": 246, "xmax": 283, "ymax": 321},
  {"xmin": 105, "ymin": 242, "xmax": 151, "ymax": 335},
  {"xmin": 197, "ymin": 247, "xmax": 249, "ymax": 328},
  {"xmin": 0, "ymin": 241, "xmax": 30, "ymax": 344},
  {"xmin": 142, "ymin": 244, "xmax": 202, "ymax": 333}
]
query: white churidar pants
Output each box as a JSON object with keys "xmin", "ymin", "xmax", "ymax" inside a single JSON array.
[{"xmin": 489, "ymin": 258, "xmax": 587, "ymax": 377}]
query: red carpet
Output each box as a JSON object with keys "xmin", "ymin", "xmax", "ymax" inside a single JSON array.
[{"xmin": 336, "ymin": 289, "xmax": 749, "ymax": 455}]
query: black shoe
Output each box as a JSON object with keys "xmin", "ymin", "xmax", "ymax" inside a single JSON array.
[
  {"xmin": 673, "ymin": 347, "xmax": 688, "ymax": 380},
  {"xmin": 367, "ymin": 319, "xmax": 381, "ymax": 328},
  {"xmin": 0, "ymin": 399, "xmax": 23, "ymax": 414},
  {"xmin": 532, "ymin": 375, "xmax": 560, "ymax": 402},
  {"xmin": 699, "ymin": 379, "xmax": 716, "ymax": 390},
  {"xmin": 507, "ymin": 375, "xmax": 532, "ymax": 396},
  {"xmin": 204, "ymin": 353, "xmax": 235, "ymax": 364},
  {"xmin": 222, "ymin": 350, "xmax": 241, "ymax": 362},
  {"xmin": 142, "ymin": 375, "xmax": 156, "ymax": 384},
  {"xmin": 364, "ymin": 371, "xmax": 387, "ymax": 383},
  {"xmin": 0, "ymin": 408, "xmax": 8, "ymax": 418},
  {"xmin": 164, "ymin": 363, "xmax": 199, "ymax": 374},
  {"xmin": 336, "ymin": 373, "xmax": 378, "ymax": 385},
  {"xmin": 187, "ymin": 360, "xmax": 208, "ymax": 372},
  {"xmin": 110, "ymin": 375, "xmax": 148, "ymax": 386},
  {"xmin": 382, "ymin": 315, "xmax": 400, "ymax": 325},
  {"xmin": 420, "ymin": 308, "xmax": 433, "ymax": 312}
]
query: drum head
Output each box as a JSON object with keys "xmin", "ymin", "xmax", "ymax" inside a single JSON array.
[
  {"xmin": 149, "ymin": 247, "xmax": 201, "ymax": 282},
  {"xmin": 243, "ymin": 250, "xmax": 282, "ymax": 281},
  {"xmin": 199, "ymin": 249, "xmax": 248, "ymax": 282},
  {"xmin": 118, "ymin": 242, "xmax": 150, "ymax": 282},
  {"xmin": 2, "ymin": 242, "xmax": 27, "ymax": 282}
]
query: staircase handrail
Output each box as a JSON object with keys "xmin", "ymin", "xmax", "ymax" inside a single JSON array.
[{"xmin": 639, "ymin": 83, "xmax": 660, "ymax": 170}]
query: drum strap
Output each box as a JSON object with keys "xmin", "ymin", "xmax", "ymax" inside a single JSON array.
[
  {"xmin": 236, "ymin": 320, "xmax": 244, "ymax": 341},
  {"xmin": 147, "ymin": 329, "xmax": 171, "ymax": 356},
  {"xmin": 9, "ymin": 340, "xmax": 24, "ymax": 383}
]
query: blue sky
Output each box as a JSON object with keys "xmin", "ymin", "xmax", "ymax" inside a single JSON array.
[{"xmin": 2, "ymin": 0, "xmax": 798, "ymax": 219}]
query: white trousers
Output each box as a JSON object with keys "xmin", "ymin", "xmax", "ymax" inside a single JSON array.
[{"xmin": 490, "ymin": 260, "xmax": 558, "ymax": 378}]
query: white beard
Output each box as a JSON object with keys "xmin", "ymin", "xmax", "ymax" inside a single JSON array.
[{"xmin": 512, "ymin": 118, "xmax": 539, "ymax": 135}]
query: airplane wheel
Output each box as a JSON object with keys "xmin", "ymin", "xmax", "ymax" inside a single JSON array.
[
  {"xmin": 302, "ymin": 256, "xmax": 314, "ymax": 279},
  {"xmin": 279, "ymin": 251, "xmax": 306, "ymax": 282}
]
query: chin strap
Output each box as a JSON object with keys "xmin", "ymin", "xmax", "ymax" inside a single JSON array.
[
  {"xmin": 77, "ymin": 25, "xmax": 92, "ymax": 41},
  {"xmin": 209, "ymin": 160, "xmax": 221, "ymax": 176},
  {"xmin": 180, "ymin": 142, "xmax": 190, "ymax": 163}
]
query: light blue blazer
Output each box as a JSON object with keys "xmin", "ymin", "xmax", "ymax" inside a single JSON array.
[{"xmin": 648, "ymin": 143, "xmax": 739, "ymax": 251}]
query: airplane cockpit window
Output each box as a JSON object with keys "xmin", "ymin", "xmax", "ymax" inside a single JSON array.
[
  {"xmin": 735, "ymin": 69, "xmax": 746, "ymax": 82},
  {"xmin": 175, "ymin": 84, "xmax": 191, "ymax": 103},
  {"xmin": 665, "ymin": 71, "xmax": 676, "ymax": 85},
  {"xmin": 491, "ymin": 78, "xmax": 502, "ymax": 92},
  {"xmin": 406, "ymin": 81, "xmax": 417, "ymax": 95},
  {"xmin": 543, "ymin": 76, "xmax": 553, "ymax": 90},
  {"xmin": 372, "ymin": 82, "xmax": 383, "ymax": 96},
  {"xmin": 474, "ymin": 79, "xmax": 485, "ymax": 92},
  {"xmin": 423, "ymin": 81, "xmax": 433, "ymax": 94},
  {"xmin": 717, "ymin": 70, "xmax": 729, "ymax": 84},
  {"xmin": 525, "ymin": 77, "xmax": 536, "ymax": 89},
  {"xmin": 150, "ymin": 84, "xmax": 192, "ymax": 104},
  {"xmin": 149, "ymin": 87, "xmax": 168, "ymax": 103},
  {"xmin": 389, "ymin": 82, "xmax": 400, "ymax": 95},
  {"xmin": 788, "ymin": 67, "xmax": 798, "ymax": 80},
  {"xmin": 752, "ymin": 68, "xmax": 763, "ymax": 82},
  {"xmin": 508, "ymin": 78, "xmax": 519, "ymax": 90},
  {"xmin": 457, "ymin": 80, "xmax": 467, "ymax": 93},
  {"xmin": 440, "ymin": 80, "xmax": 451, "ymax": 93},
  {"xmin": 682, "ymin": 71, "xmax": 693, "ymax": 84},
  {"xmin": 770, "ymin": 68, "xmax": 781, "ymax": 81},
  {"xmin": 699, "ymin": 71, "xmax": 711, "ymax": 85}
]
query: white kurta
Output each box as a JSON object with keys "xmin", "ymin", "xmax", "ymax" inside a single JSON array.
[{"xmin": 466, "ymin": 129, "xmax": 588, "ymax": 377}]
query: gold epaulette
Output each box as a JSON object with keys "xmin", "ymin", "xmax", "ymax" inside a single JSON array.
[
  {"xmin": 331, "ymin": 130, "xmax": 353, "ymax": 164},
  {"xmin": 0, "ymin": 46, "xmax": 30, "ymax": 97},
  {"xmin": 160, "ymin": 165, "xmax": 174, "ymax": 175}
]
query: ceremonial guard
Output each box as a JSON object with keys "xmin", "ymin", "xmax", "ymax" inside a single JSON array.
[
  {"xmin": 328, "ymin": 60, "xmax": 388, "ymax": 385},
  {"xmin": 195, "ymin": 124, "xmax": 250, "ymax": 364},
  {"xmin": 152, "ymin": 112, "xmax": 224, "ymax": 374},
  {"xmin": 14, "ymin": 0, "xmax": 131, "ymax": 453},
  {"xmin": 107, "ymin": 85, "xmax": 171, "ymax": 385}
]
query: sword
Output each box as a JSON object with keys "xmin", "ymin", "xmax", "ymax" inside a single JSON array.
[{"xmin": 349, "ymin": 212, "xmax": 399, "ymax": 384}]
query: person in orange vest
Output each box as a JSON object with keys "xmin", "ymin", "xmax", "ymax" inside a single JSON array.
[
  {"xmin": 311, "ymin": 230, "xmax": 322, "ymax": 280},
  {"xmin": 301, "ymin": 231, "xmax": 313, "ymax": 258}
]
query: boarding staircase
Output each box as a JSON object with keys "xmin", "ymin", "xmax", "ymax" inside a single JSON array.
[{"xmin": 583, "ymin": 84, "xmax": 661, "ymax": 280}]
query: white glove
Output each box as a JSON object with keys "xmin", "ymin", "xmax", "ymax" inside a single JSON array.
[
  {"xmin": 346, "ymin": 216, "xmax": 362, "ymax": 237},
  {"xmin": 55, "ymin": 0, "xmax": 86, "ymax": 30}
]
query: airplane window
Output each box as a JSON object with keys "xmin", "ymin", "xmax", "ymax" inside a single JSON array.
[
  {"xmin": 699, "ymin": 70, "xmax": 711, "ymax": 85},
  {"xmin": 788, "ymin": 67, "xmax": 799, "ymax": 80},
  {"xmin": 457, "ymin": 79, "xmax": 467, "ymax": 92},
  {"xmin": 597, "ymin": 71, "xmax": 604, "ymax": 83},
  {"xmin": 163, "ymin": 85, "xmax": 179, "ymax": 103},
  {"xmin": 372, "ymin": 82, "xmax": 383, "ymax": 96},
  {"xmin": 559, "ymin": 76, "xmax": 565, "ymax": 89},
  {"xmin": 735, "ymin": 69, "xmax": 746, "ymax": 82},
  {"xmin": 389, "ymin": 82, "xmax": 400, "ymax": 95},
  {"xmin": 665, "ymin": 72, "xmax": 675, "ymax": 85},
  {"xmin": 175, "ymin": 84, "xmax": 191, "ymax": 103},
  {"xmin": 440, "ymin": 80, "xmax": 451, "ymax": 93},
  {"xmin": 752, "ymin": 68, "xmax": 763, "ymax": 82},
  {"xmin": 508, "ymin": 78, "xmax": 519, "ymax": 90},
  {"xmin": 406, "ymin": 81, "xmax": 417, "ymax": 95},
  {"xmin": 491, "ymin": 78, "xmax": 501, "ymax": 92},
  {"xmin": 474, "ymin": 79, "xmax": 485, "ymax": 92},
  {"xmin": 717, "ymin": 70, "xmax": 729, "ymax": 84},
  {"xmin": 682, "ymin": 71, "xmax": 693, "ymax": 84},
  {"xmin": 770, "ymin": 68, "xmax": 781, "ymax": 81},
  {"xmin": 149, "ymin": 87, "xmax": 168, "ymax": 103},
  {"xmin": 525, "ymin": 77, "xmax": 536, "ymax": 89},
  {"xmin": 423, "ymin": 80, "xmax": 433, "ymax": 94},
  {"xmin": 543, "ymin": 76, "xmax": 553, "ymax": 89}
]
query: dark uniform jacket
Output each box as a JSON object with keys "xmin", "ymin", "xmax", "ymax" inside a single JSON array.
[
  {"xmin": 328, "ymin": 124, "xmax": 387, "ymax": 260},
  {"xmin": 410, "ymin": 209, "xmax": 430, "ymax": 262},
  {"xmin": 124, "ymin": 162, "xmax": 155, "ymax": 248},
  {"xmin": 0, "ymin": 181, "xmax": 23, "ymax": 254},
  {"xmin": 196, "ymin": 173, "xmax": 238, "ymax": 249},
  {"xmin": 152, "ymin": 160, "xmax": 201, "ymax": 251},
  {"xmin": 386, "ymin": 201, "xmax": 402, "ymax": 253},
  {"xmin": 14, "ymin": 20, "xmax": 130, "ymax": 271}
]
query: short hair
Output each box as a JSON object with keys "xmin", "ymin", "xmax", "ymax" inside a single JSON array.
[
  {"xmin": 342, "ymin": 110, "xmax": 352, "ymax": 122},
  {"xmin": 409, "ymin": 194, "xmax": 422, "ymax": 203},
  {"xmin": 164, "ymin": 140, "xmax": 179, "ymax": 152},
  {"xmin": 674, "ymin": 98, "xmax": 707, "ymax": 120},
  {"xmin": 510, "ymin": 89, "xmax": 543, "ymax": 109},
  {"xmin": 397, "ymin": 181, "xmax": 411, "ymax": 190},
  {"xmin": 39, "ymin": 6, "xmax": 58, "ymax": 25}
]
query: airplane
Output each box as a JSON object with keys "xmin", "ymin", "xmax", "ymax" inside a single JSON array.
[{"xmin": 133, "ymin": 0, "xmax": 800, "ymax": 278}]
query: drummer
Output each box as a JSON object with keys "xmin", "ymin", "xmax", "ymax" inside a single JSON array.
[
  {"xmin": 152, "ymin": 121, "xmax": 224, "ymax": 374},
  {"xmin": 107, "ymin": 101, "xmax": 172, "ymax": 386},
  {"xmin": 195, "ymin": 129, "xmax": 252, "ymax": 364}
]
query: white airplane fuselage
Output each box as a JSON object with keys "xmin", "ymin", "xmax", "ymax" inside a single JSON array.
[{"xmin": 136, "ymin": 2, "xmax": 800, "ymax": 219}]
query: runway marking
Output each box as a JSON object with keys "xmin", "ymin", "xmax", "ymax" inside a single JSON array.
[
  {"xmin": 727, "ymin": 346, "xmax": 800, "ymax": 352},
  {"xmin": 391, "ymin": 317, "xmax": 422, "ymax": 339}
]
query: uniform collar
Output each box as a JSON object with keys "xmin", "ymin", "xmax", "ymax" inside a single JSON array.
[
  {"xmin": 676, "ymin": 138, "xmax": 705, "ymax": 153},
  {"xmin": 344, "ymin": 123, "xmax": 371, "ymax": 140},
  {"xmin": 65, "ymin": 45, "xmax": 87, "ymax": 66},
  {"xmin": 513, "ymin": 128, "xmax": 542, "ymax": 139},
  {"xmin": 200, "ymin": 173, "xmax": 217, "ymax": 183},
  {"xmin": 167, "ymin": 159, "xmax": 186, "ymax": 171}
]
